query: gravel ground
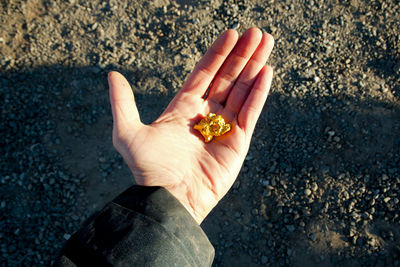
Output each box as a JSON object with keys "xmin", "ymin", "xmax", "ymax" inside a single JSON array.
[{"xmin": 1, "ymin": 0, "xmax": 399, "ymax": 266}]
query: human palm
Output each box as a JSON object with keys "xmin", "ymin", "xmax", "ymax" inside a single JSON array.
[{"xmin": 108, "ymin": 28, "xmax": 274, "ymax": 224}]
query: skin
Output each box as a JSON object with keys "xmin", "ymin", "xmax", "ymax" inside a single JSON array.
[{"xmin": 108, "ymin": 27, "xmax": 274, "ymax": 224}]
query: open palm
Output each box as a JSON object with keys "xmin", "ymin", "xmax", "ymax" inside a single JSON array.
[{"xmin": 108, "ymin": 28, "xmax": 274, "ymax": 224}]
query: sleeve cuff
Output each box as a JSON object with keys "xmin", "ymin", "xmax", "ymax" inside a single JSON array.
[{"xmin": 60, "ymin": 186, "xmax": 214, "ymax": 266}]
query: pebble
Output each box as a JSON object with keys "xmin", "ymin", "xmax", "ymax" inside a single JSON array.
[
  {"xmin": 91, "ymin": 22, "xmax": 98, "ymax": 31},
  {"xmin": 63, "ymin": 234, "xmax": 71, "ymax": 240},
  {"xmin": 231, "ymin": 22, "xmax": 239, "ymax": 30},
  {"xmin": 286, "ymin": 225, "xmax": 295, "ymax": 232},
  {"xmin": 327, "ymin": 130, "xmax": 335, "ymax": 137},
  {"xmin": 215, "ymin": 21, "xmax": 225, "ymax": 31},
  {"xmin": 304, "ymin": 189, "xmax": 312, "ymax": 197},
  {"xmin": 261, "ymin": 255, "xmax": 268, "ymax": 264},
  {"xmin": 383, "ymin": 197, "xmax": 391, "ymax": 203},
  {"xmin": 264, "ymin": 188, "xmax": 272, "ymax": 197},
  {"xmin": 309, "ymin": 233, "xmax": 317, "ymax": 242},
  {"xmin": 311, "ymin": 183, "xmax": 318, "ymax": 192}
]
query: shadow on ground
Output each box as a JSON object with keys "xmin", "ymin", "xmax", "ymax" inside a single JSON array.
[{"xmin": 1, "ymin": 65, "xmax": 399, "ymax": 266}]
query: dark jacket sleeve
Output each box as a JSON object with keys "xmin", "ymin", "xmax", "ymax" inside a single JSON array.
[{"xmin": 54, "ymin": 186, "xmax": 215, "ymax": 267}]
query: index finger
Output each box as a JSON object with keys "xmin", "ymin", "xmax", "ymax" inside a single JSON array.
[{"xmin": 178, "ymin": 29, "xmax": 239, "ymax": 97}]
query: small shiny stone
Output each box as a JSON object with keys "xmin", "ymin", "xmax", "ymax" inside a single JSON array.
[{"xmin": 194, "ymin": 113, "xmax": 231, "ymax": 143}]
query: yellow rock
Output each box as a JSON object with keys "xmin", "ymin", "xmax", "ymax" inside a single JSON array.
[{"xmin": 194, "ymin": 113, "xmax": 231, "ymax": 142}]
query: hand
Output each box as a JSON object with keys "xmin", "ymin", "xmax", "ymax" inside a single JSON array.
[{"xmin": 108, "ymin": 27, "xmax": 274, "ymax": 224}]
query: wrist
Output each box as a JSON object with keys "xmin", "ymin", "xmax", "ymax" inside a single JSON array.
[{"xmin": 163, "ymin": 185, "xmax": 207, "ymax": 225}]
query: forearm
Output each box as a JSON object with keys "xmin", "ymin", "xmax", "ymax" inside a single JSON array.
[{"xmin": 54, "ymin": 186, "xmax": 214, "ymax": 267}]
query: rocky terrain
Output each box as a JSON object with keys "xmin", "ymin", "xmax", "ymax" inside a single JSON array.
[{"xmin": 1, "ymin": 0, "xmax": 399, "ymax": 266}]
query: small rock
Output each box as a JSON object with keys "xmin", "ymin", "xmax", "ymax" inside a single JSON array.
[
  {"xmin": 304, "ymin": 189, "xmax": 312, "ymax": 196},
  {"xmin": 63, "ymin": 233, "xmax": 71, "ymax": 240},
  {"xmin": 261, "ymin": 255, "xmax": 268, "ymax": 264},
  {"xmin": 264, "ymin": 188, "xmax": 271, "ymax": 197},
  {"xmin": 311, "ymin": 182, "xmax": 318, "ymax": 192},
  {"xmin": 327, "ymin": 130, "xmax": 335, "ymax": 137},
  {"xmin": 309, "ymin": 233, "xmax": 317, "ymax": 241},
  {"xmin": 286, "ymin": 225, "xmax": 295, "ymax": 232},
  {"xmin": 91, "ymin": 22, "xmax": 98, "ymax": 31},
  {"xmin": 215, "ymin": 21, "xmax": 225, "ymax": 31},
  {"xmin": 231, "ymin": 22, "xmax": 239, "ymax": 30}
]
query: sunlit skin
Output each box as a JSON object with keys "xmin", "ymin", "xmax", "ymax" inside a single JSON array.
[{"xmin": 108, "ymin": 27, "xmax": 274, "ymax": 224}]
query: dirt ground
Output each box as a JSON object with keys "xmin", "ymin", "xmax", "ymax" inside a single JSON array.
[{"xmin": 1, "ymin": 0, "xmax": 399, "ymax": 266}]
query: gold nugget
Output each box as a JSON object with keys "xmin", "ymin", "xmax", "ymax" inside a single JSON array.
[{"xmin": 194, "ymin": 113, "xmax": 231, "ymax": 143}]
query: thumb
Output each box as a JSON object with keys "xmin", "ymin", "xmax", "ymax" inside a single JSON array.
[{"xmin": 108, "ymin": 71, "xmax": 142, "ymax": 134}]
